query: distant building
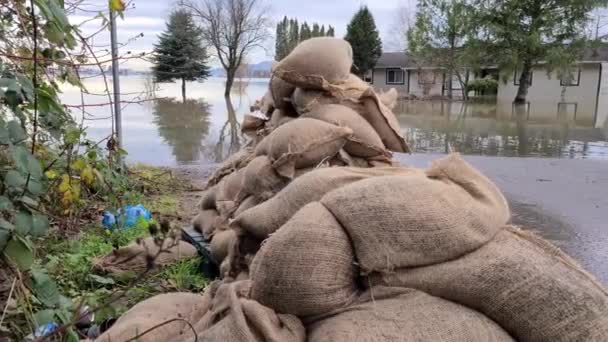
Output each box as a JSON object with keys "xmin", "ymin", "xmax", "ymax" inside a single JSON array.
[{"xmin": 367, "ymin": 50, "xmax": 608, "ymax": 128}]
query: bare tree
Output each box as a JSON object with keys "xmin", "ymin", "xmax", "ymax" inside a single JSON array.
[
  {"xmin": 387, "ymin": 0, "xmax": 417, "ymax": 51},
  {"xmin": 181, "ymin": 0, "xmax": 271, "ymax": 97}
]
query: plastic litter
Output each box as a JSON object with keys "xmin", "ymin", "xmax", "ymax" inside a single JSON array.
[{"xmin": 102, "ymin": 204, "xmax": 151, "ymax": 230}]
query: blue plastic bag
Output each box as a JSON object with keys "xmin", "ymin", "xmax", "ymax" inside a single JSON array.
[{"xmin": 102, "ymin": 204, "xmax": 151, "ymax": 230}]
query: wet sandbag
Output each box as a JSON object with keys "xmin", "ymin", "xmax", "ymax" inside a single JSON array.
[
  {"xmin": 361, "ymin": 88, "xmax": 409, "ymax": 153},
  {"xmin": 192, "ymin": 209, "xmax": 220, "ymax": 240},
  {"xmin": 197, "ymin": 187, "xmax": 217, "ymax": 210},
  {"xmin": 268, "ymin": 108, "xmax": 297, "ymax": 130},
  {"xmin": 259, "ymin": 91, "xmax": 275, "ymax": 116},
  {"xmin": 210, "ymin": 229, "xmax": 238, "ymax": 263},
  {"xmin": 232, "ymin": 166, "xmax": 416, "ymax": 240},
  {"xmin": 320, "ymin": 154, "xmax": 510, "ymax": 272},
  {"xmin": 215, "ymin": 168, "xmax": 246, "ymax": 217},
  {"xmin": 241, "ymin": 114, "xmax": 266, "ymax": 138},
  {"xmin": 193, "ymin": 281, "xmax": 305, "ymax": 342},
  {"xmin": 273, "ymin": 37, "xmax": 353, "ymax": 90},
  {"xmin": 303, "ymin": 104, "xmax": 390, "ymax": 158},
  {"xmin": 270, "ymin": 75, "xmax": 295, "ymax": 110},
  {"xmin": 93, "ymin": 237, "xmax": 197, "ymax": 276},
  {"xmin": 308, "ymin": 286, "xmax": 514, "ymax": 342},
  {"xmin": 233, "ymin": 196, "xmax": 259, "ymax": 217},
  {"xmin": 206, "ymin": 147, "xmax": 254, "ymax": 188},
  {"xmin": 254, "ymin": 118, "xmax": 353, "ymax": 178},
  {"xmin": 369, "ymin": 226, "xmax": 608, "ymax": 342},
  {"xmin": 241, "ymin": 155, "xmax": 288, "ymax": 201},
  {"xmin": 379, "ymin": 88, "xmax": 399, "ymax": 110},
  {"xmin": 95, "ymin": 292, "xmax": 211, "ymax": 342},
  {"xmin": 250, "ymin": 202, "xmax": 359, "ymax": 317}
]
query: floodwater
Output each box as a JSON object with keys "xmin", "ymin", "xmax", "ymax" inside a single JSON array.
[{"xmin": 61, "ymin": 76, "xmax": 608, "ymax": 166}]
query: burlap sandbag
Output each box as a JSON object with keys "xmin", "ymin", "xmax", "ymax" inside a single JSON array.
[
  {"xmin": 303, "ymin": 104, "xmax": 390, "ymax": 158},
  {"xmin": 240, "ymin": 155, "xmax": 289, "ymax": 202},
  {"xmin": 95, "ymin": 292, "xmax": 211, "ymax": 342},
  {"xmin": 369, "ymin": 226, "xmax": 608, "ymax": 342},
  {"xmin": 250, "ymin": 202, "xmax": 359, "ymax": 317},
  {"xmin": 231, "ymin": 166, "xmax": 417, "ymax": 240},
  {"xmin": 241, "ymin": 114, "xmax": 266, "ymax": 138},
  {"xmin": 270, "ymin": 75, "xmax": 295, "ymax": 110},
  {"xmin": 206, "ymin": 147, "xmax": 254, "ymax": 189},
  {"xmin": 361, "ymin": 88, "xmax": 409, "ymax": 153},
  {"xmin": 210, "ymin": 229, "xmax": 238, "ymax": 264},
  {"xmin": 273, "ymin": 37, "xmax": 353, "ymax": 90},
  {"xmin": 268, "ymin": 108, "xmax": 297, "ymax": 130},
  {"xmin": 192, "ymin": 280, "xmax": 305, "ymax": 342},
  {"xmin": 259, "ymin": 91, "xmax": 274, "ymax": 116},
  {"xmin": 320, "ymin": 154, "xmax": 509, "ymax": 272},
  {"xmin": 308, "ymin": 286, "xmax": 514, "ymax": 342},
  {"xmin": 93, "ymin": 237, "xmax": 197, "ymax": 276},
  {"xmin": 379, "ymin": 88, "xmax": 399, "ymax": 110},
  {"xmin": 233, "ymin": 196, "xmax": 259, "ymax": 217},
  {"xmin": 291, "ymin": 74, "xmax": 369, "ymax": 115},
  {"xmin": 197, "ymin": 187, "xmax": 217, "ymax": 210},
  {"xmin": 192, "ymin": 209, "xmax": 220, "ymax": 240},
  {"xmin": 215, "ymin": 168, "xmax": 246, "ymax": 218},
  {"xmin": 254, "ymin": 118, "xmax": 353, "ymax": 178}
]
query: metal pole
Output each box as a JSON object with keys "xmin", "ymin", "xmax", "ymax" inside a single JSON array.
[{"xmin": 110, "ymin": 9, "xmax": 123, "ymax": 149}]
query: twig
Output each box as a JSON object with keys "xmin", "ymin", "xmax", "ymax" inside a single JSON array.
[
  {"xmin": 30, "ymin": 0, "xmax": 39, "ymax": 155},
  {"xmin": 0, "ymin": 278, "xmax": 17, "ymax": 328},
  {"xmin": 123, "ymin": 318, "xmax": 198, "ymax": 342}
]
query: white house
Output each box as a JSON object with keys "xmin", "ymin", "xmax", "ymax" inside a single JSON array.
[{"xmin": 369, "ymin": 50, "xmax": 608, "ymax": 129}]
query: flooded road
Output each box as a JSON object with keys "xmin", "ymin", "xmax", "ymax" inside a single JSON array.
[{"xmin": 61, "ymin": 77, "xmax": 607, "ymax": 283}]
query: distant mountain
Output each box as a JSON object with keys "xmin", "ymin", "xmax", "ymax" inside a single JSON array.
[{"xmin": 210, "ymin": 60, "xmax": 273, "ymax": 78}]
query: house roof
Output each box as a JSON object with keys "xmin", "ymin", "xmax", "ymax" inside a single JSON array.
[{"xmin": 375, "ymin": 52, "xmax": 412, "ymax": 68}]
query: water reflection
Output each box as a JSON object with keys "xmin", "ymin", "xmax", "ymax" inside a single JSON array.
[
  {"xmin": 152, "ymin": 98, "xmax": 211, "ymax": 163},
  {"xmin": 397, "ymin": 100, "xmax": 608, "ymax": 159},
  {"xmin": 211, "ymin": 97, "xmax": 243, "ymax": 162}
]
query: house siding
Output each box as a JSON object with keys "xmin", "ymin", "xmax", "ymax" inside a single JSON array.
[
  {"xmin": 369, "ymin": 68, "xmax": 408, "ymax": 93},
  {"xmin": 497, "ymin": 64, "xmax": 601, "ymax": 125},
  {"xmin": 408, "ymin": 70, "xmax": 444, "ymax": 97}
]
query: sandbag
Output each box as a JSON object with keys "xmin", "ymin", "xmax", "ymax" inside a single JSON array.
[
  {"xmin": 379, "ymin": 88, "xmax": 399, "ymax": 110},
  {"xmin": 241, "ymin": 114, "xmax": 266, "ymax": 137},
  {"xmin": 273, "ymin": 37, "xmax": 353, "ymax": 90},
  {"xmin": 268, "ymin": 109, "xmax": 297, "ymax": 130},
  {"xmin": 192, "ymin": 209, "xmax": 220, "ymax": 240},
  {"xmin": 250, "ymin": 202, "xmax": 359, "ymax": 317},
  {"xmin": 197, "ymin": 187, "xmax": 217, "ymax": 210},
  {"xmin": 259, "ymin": 91, "xmax": 274, "ymax": 116},
  {"xmin": 270, "ymin": 75, "xmax": 295, "ymax": 110},
  {"xmin": 210, "ymin": 229, "xmax": 238, "ymax": 264},
  {"xmin": 95, "ymin": 292, "xmax": 211, "ymax": 342},
  {"xmin": 308, "ymin": 286, "xmax": 514, "ymax": 342},
  {"xmin": 361, "ymin": 88, "xmax": 409, "ymax": 153},
  {"xmin": 93, "ymin": 237, "xmax": 197, "ymax": 276},
  {"xmin": 254, "ymin": 118, "xmax": 353, "ymax": 178},
  {"xmin": 240, "ymin": 156, "xmax": 288, "ymax": 201},
  {"xmin": 303, "ymin": 104, "xmax": 390, "ymax": 158},
  {"xmin": 369, "ymin": 227, "xmax": 608, "ymax": 342},
  {"xmin": 231, "ymin": 166, "xmax": 416, "ymax": 240},
  {"xmin": 233, "ymin": 196, "xmax": 259, "ymax": 217},
  {"xmin": 206, "ymin": 147, "xmax": 254, "ymax": 189},
  {"xmin": 320, "ymin": 154, "xmax": 509, "ymax": 272},
  {"xmin": 215, "ymin": 168, "xmax": 246, "ymax": 217},
  {"xmin": 291, "ymin": 75, "xmax": 369, "ymax": 115},
  {"xmin": 193, "ymin": 281, "xmax": 305, "ymax": 342}
]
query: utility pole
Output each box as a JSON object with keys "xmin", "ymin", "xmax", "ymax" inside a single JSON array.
[{"xmin": 110, "ymin": 9, "xmax": 123, "ymax": 149}]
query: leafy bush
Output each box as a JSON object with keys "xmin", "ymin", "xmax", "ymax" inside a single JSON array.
[{"xmin": 466, "ymin": 76, "xmax": 498, "ymax": 94}]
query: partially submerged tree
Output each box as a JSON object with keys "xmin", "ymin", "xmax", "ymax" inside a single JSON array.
[
  {"xmin": 152, "ymin": 10, "xmax": 210, "ymax": 102},
  {"xmin": 182, "ymin": 0, "xmax": 271, "ymax": 97},
  {"xmin": 345, "ymin": 6, "xmax": 383, "ymax": 77}
]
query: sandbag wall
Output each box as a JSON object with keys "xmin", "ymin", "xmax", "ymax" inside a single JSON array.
[{"xmin": 97, "ymin": 37, "xmax": 608, "ymax": 342}]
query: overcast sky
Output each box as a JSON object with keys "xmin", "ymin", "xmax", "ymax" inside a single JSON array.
[{"xmin": 70, "ymin": 0, "xmax": 417, "ymax": 70}]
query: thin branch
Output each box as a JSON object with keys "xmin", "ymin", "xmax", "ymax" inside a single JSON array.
[{"xmin": 124, "ymin": 318, "xmax": 199, "ymax": 342}]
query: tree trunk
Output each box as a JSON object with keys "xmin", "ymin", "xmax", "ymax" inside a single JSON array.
[
  {"xmin": 224, "ymin": 68, "xmax": 236, "ymax": 97},
  {"xmin": 514, "ymin": 61, "xmax": 532, "ymax": 118},
  {"xmin": 181, "ymin": 77, "xmax": 186, "ymax": 103}
]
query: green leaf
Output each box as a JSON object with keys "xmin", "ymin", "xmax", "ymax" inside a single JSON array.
[
  {"xmin": 65, "ymin": 329, "xmax": 79, "ymax": 342},
  {"xmin": 34, "ymin": 309, "xmax": 55, "ymax": 326},
  {"xmin": 11, "ymin": 145, "xmax": 30, "ymax": 174},
  {"xmin": 31, "ymin": 214, "xmax": 49, "ymax": 237},
  {"xmin": 89, "ymin": 274, "xmax": 115, "ymax": 285},
  {"xmin": 15, "ymin": 211, "xmax": 32, "ymax": 235},
  {"xmin": 32, "ymin": 268, "xmax": 61, "ymax": 307},
  {"xmin": 3, "ymin": 236, "xmax": 34, "ymax": 270},
  {"xmin": 27, "ymin": 153, "xmax": 43, "ymax": 180},
  {"xmin": 28, "ymin": 180, "xmax": 43, "ymax": 196},
  {"xmin": 48, "ymin": 0, "xmax": 70, "ymax": 27},
  {"xmin": 16, "ymin": 74, "xmax": 35, "ymax": 101},
  {"xmin": 0, "ymin": 196, "xmax": 13, "ymax": 211},
  {"xmin": 20, "ymin": 196, "xmax": 39, "ymax": 208},
  {"xmin": 0, "ymin": 77, "xmax": 17, "ymax": 88},
  {"xmin": 7, "ymin": 120, "xmax": 26, "ymax": 143},
  {"xmin": 4, "ymin": 170, "xmax": 26, "ymax": 189},
  {"xmin": 0, "ymin": 125, "xmax": 9, "ymax": 144},
  {"xmin": 0, "ymin": 229, "xmax": 9, "ymax": 251}
]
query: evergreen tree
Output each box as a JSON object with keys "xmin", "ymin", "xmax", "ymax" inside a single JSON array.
[
  {"xmin": 300, "ymin": 22, "xmax": 312, "ymax": 41},
  {"xmin": 344, "ymin": 6, "xmax": 383, "ymax": 77},
  {"xmin": 153, "ymin": 9, "xmax": 210, "ymax": 103},
  {"xmin": 327, "ymin": 25, "xmax": 335, "ymax": 37},
  {"xmin": 320, "ymin": 24, "xmax": 326, "ymax": 36},
  {"xmin": 312, "ymin": 23, "xmax": 320, "ymax": 37},
  {"xmin": 275, "ymin": 16, "xmax": 289, "ymax": 60},
  {"xmin": 288, "ymin": 19, "xmax": 300, "ymax": 52}
]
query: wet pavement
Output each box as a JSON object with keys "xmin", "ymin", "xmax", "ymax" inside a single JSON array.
[{"xmin": 398, "ymin": 153, "xmax": 608, "ymax": 284}]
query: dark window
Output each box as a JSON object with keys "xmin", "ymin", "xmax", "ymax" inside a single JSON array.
[
  {"xmin": 386, "ymin": 68, "xmax": 405, "ymax": 84},
  {"xmin": 560, "ymin": 68, "xmax": 581, "ymax": 86},
  {"xmin": 514, "ymin": 70, "xmax": 533, "ymax": 86}
]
